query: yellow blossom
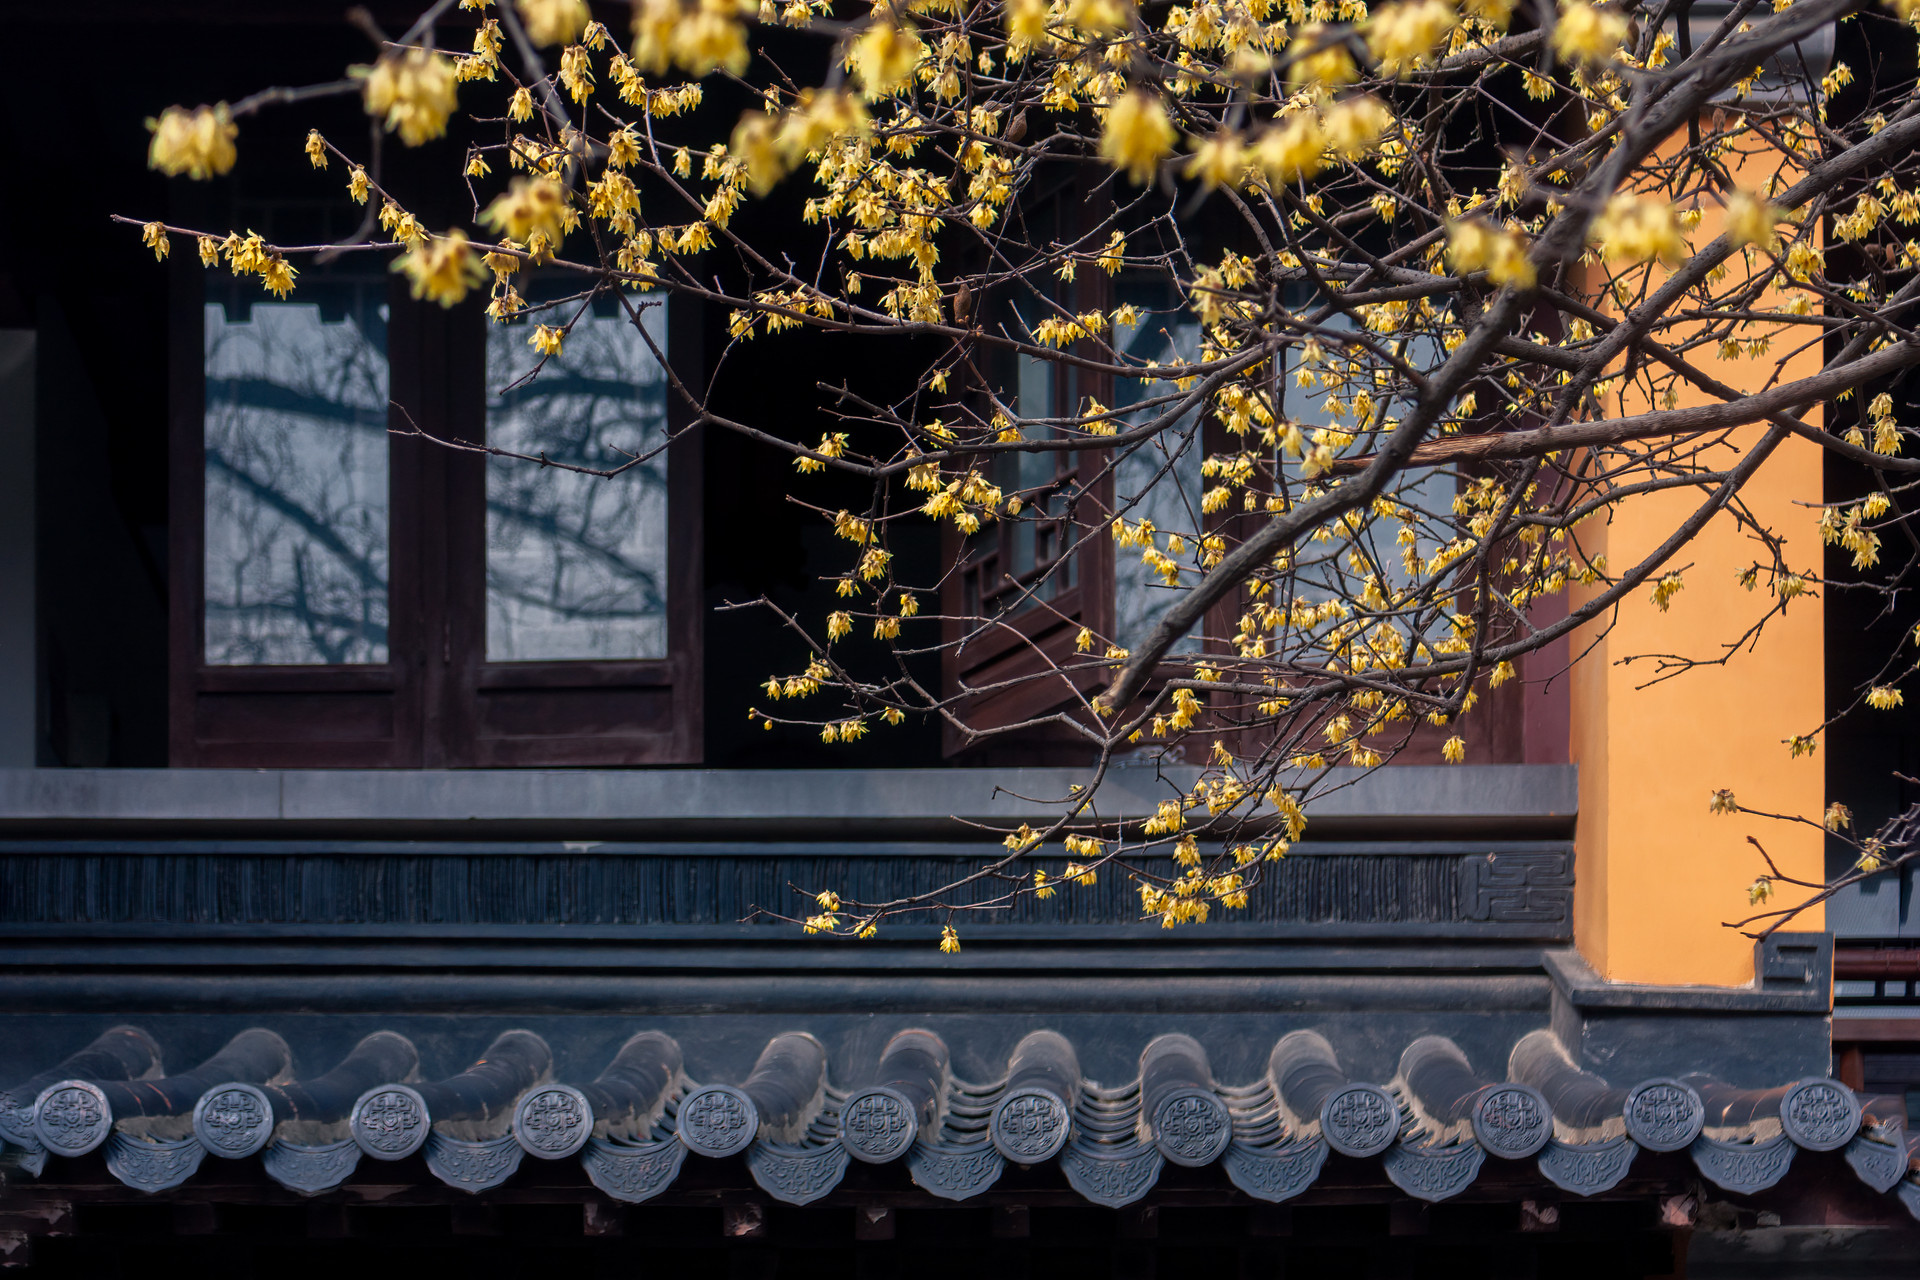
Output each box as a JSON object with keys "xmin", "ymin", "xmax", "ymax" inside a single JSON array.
[
  {"xmin": 528, "ymin": 323, "xmax": 565, "ymax": 357},
  {"xmin": 1867, "ymin": 685, "xmax": 1905, "ymax": 710},
  {"xmin": 1708, "ymin": 788, "xmax": 1737, "ymax": 814},
  {"xmin": 360, "ymin": 48, "xmax": 459, "ymax": 147},
  {"xmin": 1590, "ymin": 194, "xmax": 1685, "ymax": 265},
  {"xmin": 480, "ymin": 176, "xmax": 568, "ymax": 249},
  {"xmin": 939, "ymin": 925, "xmax": 960, "ymax": 953},
  {"xmin": 559, "ymin": 44, "xmax": 596, "ymax": 101},
  {"xmin": 1099, "ymin": 91, "xmax": 1175, "ymax": 185},
  {"xmin": 1322, "ymin": 97, "xmax": 1394, "ymax": 160},
  {"xmin": 519, "ymin": 0, "xmax": 591, "ymax": 46},
  {"xmin": 1184, "ymin": 132, "xmax": 1246, "ymax": 190},
  {"xmin": 146, "ymin": 104, "xmax": 238, "ymax": 180},
  {"xmin": 1446, "ymin": 219, "xmax": 1536, "ymax": 289},
  {"xmin": 1464, "ymin": 0, "xmax": 1517, "ymax": 27},
  {"xmin": 1006, "ymin": 0, "xmax": 1049, "ymax": 42},
  {"xmin": 393, "ymin": 230, "xmax": 488, "ymax": 307},
  {"xmin": 1725, "ymin": 190, "xmax": 1783, "ymax": 252},
  {"xmin": 140, "ymin": 222, "xmax": 170, "ymax": 262},
  {"xmin": 849, "ymin": 20, "xmax": 925, "ymax": 99},
  {"xmin": 1287, "ymin": 24, "xmax": 1357, "ymax": 88},
  {"xmin": 304, "ymin": 130, "xmax": 328, "ymax": 169},
  {"xmin": 607, "ymin": 126, "xmax": 642, "ymax": 169},
  {"xmin": 348, "ymin": 166, "xmax": 371, "ymax": 204},
  {"xmin": 261, "ymin": 255, "xmax": 297, "ymax": 299},
  {"xmin": 1367, "ymin": 0, "xmax": 1457, "ymax": 77},
  {"xmin": 1552, "ymin": 1, "xmax": 1627, "ymax": 66}
]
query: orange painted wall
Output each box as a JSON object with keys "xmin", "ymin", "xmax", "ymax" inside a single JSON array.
[{"xmin": 1569, "ymin": 155, "xmax": 1826, "ymax": 986}]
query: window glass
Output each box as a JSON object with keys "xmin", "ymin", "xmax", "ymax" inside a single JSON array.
[
  {"xmin": 484, "ymin": 300, "xmax": 670, "ymax": 662},
  {"xmin": 1112, "ymin": 285, "xmax": 1204, "ymax": 655},
  {"xmin": 1283, "ymin": 309, "xmax": 1453, "ymax": 604},
  {"xmin": 203, "ymin": 286, "xmax": 390, "ymax": 665}
]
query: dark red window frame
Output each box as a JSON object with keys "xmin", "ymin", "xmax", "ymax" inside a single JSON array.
[{"xmin": 168, "ymin": 266, "xmax": 703, "ymax": 767}]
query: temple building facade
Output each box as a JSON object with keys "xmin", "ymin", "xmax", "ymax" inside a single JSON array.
[{"xmin": 0, "ymin": 3, "xmax": 1918, "ymax": 1277}]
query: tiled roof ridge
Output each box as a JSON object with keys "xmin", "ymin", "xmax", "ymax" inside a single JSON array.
[{"xmin": 1, "ymin": 1024, "xmax": 1912, "ymax": 1217}]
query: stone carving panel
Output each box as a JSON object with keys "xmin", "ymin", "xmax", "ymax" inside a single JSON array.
[{"xmin": 1458, "ymin": 853, "xmax": 1572, "ymax": 925}]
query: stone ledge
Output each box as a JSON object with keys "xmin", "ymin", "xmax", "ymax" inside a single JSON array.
[{"xmin": 0, "ymin": 764, "xmax": 1576, "ymax": 838}]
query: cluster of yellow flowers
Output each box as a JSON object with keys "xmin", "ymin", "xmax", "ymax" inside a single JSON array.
[
  {"xmin": 360, "ymin": 48, "xmax": 459, "ymax": 147},
  {"xmin": 147, "ymin": 104, "xmax": 237, "ymax": 180}
]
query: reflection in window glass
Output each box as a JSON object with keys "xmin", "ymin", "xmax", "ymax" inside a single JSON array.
[
  {"xmin": 1112, "ymin": 300, "xmax": 1204, "ymax": 655},
  {"xmin": 203, "ymin": 291, "xmax": 390, "ymax": 665},
  {"xmin": 1280, "ymin": 305, "xmax": 1452, "ymax": 609},
  {"xmin": 485, "ymin": 304, "xmax": 669, "ymax": 662}
]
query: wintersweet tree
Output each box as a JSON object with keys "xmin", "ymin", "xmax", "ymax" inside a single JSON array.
[{"xmin": 127, "ymin": 0, "xmax": 1920, "ymax": 943}]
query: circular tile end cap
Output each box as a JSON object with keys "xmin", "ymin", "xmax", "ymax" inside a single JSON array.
[
  {"xmin": 350, "ymin": 1084, "xmax": 430, "ymax": 1161},
  {"xmin": 840, "ymin": 1087, "xmax": 918, "ymax": 1164},
  {"xmin": 678, "ymin": 1084, "xmax": 760, "ymax": 1158},
  {"xmin": 33, "ymin": 1081, "xmax": 112, "ymax": 1158},
  {"xmin": 1151, "ymin": 1087, "xmax": 1232, "ymax": 1168},
  {"xmin": 1319, "ymin": 1083, "xmax": 1400, "ymax": 1158},
  {"xmin": 193, "ymin": 1083, "xmax": 276, "ymax": 1159},
  {"xmin": 1780, "ymin": 1077, "xmax": 1862, "ymax": 1152},
  {"xmin": 1622, "ymin": 1078, "xmax": 1705, "ymax": 1153},
  {"xmin": 990, "ymin": 1086, "xmax": 1071, "ymax": 1164},
  {"xmin": 1471, "ymin": 1083, "xmax": 1553, "ymax": 1159},
  {"xmin": 513, "ymin": 1084, "xmax": 594, "ymax": 1160}
]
